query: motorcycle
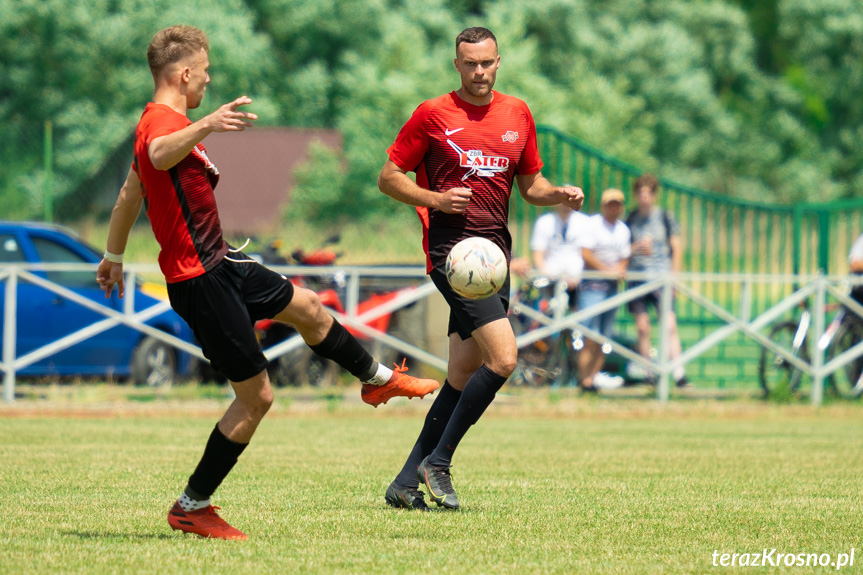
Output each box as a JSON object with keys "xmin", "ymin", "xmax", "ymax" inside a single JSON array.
[{"xmin": 251, "ymin": 236, "xmax": 414, "ymax": 387}]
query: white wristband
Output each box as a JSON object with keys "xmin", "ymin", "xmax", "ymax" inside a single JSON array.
[{"xmin": 103, "ymin": 250, "xmax": 124, "ymax": 264}]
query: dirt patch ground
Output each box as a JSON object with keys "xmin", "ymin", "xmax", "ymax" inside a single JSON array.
[{"xmin": 1, "ymin": 382, "xmax": 857, "ymax": 422}]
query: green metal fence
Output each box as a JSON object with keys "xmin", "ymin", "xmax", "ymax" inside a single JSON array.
[{"xmin": 510, "ymin": 125, "xmax": 863, "ymax": 389}]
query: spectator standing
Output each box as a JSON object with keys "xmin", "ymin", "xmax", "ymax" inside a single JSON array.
[
  {"xmin": 529, "ymin": 200, "xmax": 591, "ymax": 308},
  {"xmin": 578, "ymin": 188, "xmax": 630, "ymax": 392},
  {"xmin": 625, "ymin": 173, "xmax": 689, "ymax": 388}
]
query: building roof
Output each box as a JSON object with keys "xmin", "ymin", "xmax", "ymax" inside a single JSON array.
[{"xmin": 204, "ymin": 128, "xmax": 341, "ymax": 235}]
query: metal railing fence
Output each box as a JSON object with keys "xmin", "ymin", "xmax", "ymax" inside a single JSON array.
[{"xmin": 3, "ymin": 263, "xmax": 862, "ymax": 406}]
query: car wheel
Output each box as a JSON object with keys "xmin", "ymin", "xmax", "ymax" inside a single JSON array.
[{"xmin": 131, "ymin": 336, "xmax": 177, "ymax": 388}]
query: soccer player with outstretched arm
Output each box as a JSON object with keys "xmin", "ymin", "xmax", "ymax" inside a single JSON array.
[{"xmin": 97, "ymin": 25, "xmax": 438, "ymax": 540}]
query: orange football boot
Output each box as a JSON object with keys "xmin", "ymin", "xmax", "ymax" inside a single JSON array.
[
  {"xmin": 167, "ymin": 501, "xmax": 248, "ymax": 540},
  {"xmin": 361, "ymin": 359, "xmax": 439, "ymax": 407}
]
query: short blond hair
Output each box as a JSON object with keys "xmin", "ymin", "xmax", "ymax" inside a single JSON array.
[{"xmin": 147, "ymin": 25, "xmax": 209, "ymax": 76}]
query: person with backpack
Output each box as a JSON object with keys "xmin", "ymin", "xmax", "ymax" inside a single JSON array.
[{"xmin": 625, "ymin": 174, "xmax": 691, "ymax": 388}]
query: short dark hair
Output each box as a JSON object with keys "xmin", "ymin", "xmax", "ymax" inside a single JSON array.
[
  {"xmin": 147, "ymin": 25, "xmax": 209, "ymax": 76},
  {"xmin": 455, "ymin": 27, "xmax": 497, "ymax": 52},
  {"xmin": 633, "ymin": 173, "xmax": 659, "ymax": 194}
]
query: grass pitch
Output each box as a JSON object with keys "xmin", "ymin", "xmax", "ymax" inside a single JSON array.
[{"xmin": 1, "ymin": 390, "xmax": 862, "ymax": 574}]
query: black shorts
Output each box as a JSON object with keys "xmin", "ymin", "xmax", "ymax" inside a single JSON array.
[
  {"xmin": 167, "ymin": 256, "xmax": 295, "ymax": 382},
  {"xmin": 429, "ymin": 263, "xmax": 510, "ymax": 340},
  {"xmin": 627, "ymin": 280, "xmax": 675, "ymax": 315}
]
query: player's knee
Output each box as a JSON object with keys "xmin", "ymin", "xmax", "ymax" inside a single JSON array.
[
  {"xmin": 249, "ymin": 386, "xmax": 274, "ymax": 419},
  {"xmin": 277, "ymin": 286, "xmax": 326, "ymax": 326},
  {"xmin": 242, "ymin": 375, "xmax": 274, "ymax": 419},
  {"xmin": 292, "ymin": 287, "xmax": 322, "ymax": 317},
  {"xmin": 449, "ymin": 359, "xmax": 481, "ymax": 388},
  {"xmin": 489, "ymin": 354, "xmax": 517, "ymax": 378},
  {"xmin": 449, "ymin": 367, "xmax": 474, "ymax": 388}
]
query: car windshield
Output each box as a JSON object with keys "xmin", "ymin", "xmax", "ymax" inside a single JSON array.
[{"xmin": 31, "ymin": 236, "xmax": 94, "ymax": 288}]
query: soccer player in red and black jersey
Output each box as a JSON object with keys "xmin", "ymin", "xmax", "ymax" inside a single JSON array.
[
  {"xmin": 378, "ymin": 27, "xmax": 584, "ymax": 510},
  {"xmin": 96, "ymin": 25, "xmax": 439, "ymax": 540}
]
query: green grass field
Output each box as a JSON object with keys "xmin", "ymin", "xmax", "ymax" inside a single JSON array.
[{"xmin": 2, "ymin": 389, "xmax": 862, "ymax": 574}]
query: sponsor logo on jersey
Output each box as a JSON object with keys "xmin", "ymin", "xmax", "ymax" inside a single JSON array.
[
  {"xmin": 501, "ymin": 131, "xmax": 519, "ymax": 143},
  {"xmin": 193, "ymin": 144, "xmax": 220, "ymax": 175},
  {"xmin": 447, "ymin": 140, "xmax": 509, "ymax": 180}
]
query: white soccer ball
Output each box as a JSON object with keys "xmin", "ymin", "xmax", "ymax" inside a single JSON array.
[{"xmin": 445, "ymin": 237, "xmax": 508, "ymax": 300}]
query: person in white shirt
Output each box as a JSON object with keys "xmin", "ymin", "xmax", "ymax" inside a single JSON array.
[
  {"xmin": 577, "ymin": 188, "xmax": 631, "ymax": 392},
  {"xmin": 529, "ymin": 202, "xmax": 591, "ymax": 309},
  {"xmin": 849, "ymin": 233, "xmax": 863, "ymax": 303}
]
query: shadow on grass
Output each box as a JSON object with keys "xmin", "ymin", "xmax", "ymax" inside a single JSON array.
[
  {"xmin": 64, "ymin": 530, "xmax": 174, "ymax": 541},
  {"xmin": 584, "ymin": 387, "xmax": 758, "ymax": 402}
]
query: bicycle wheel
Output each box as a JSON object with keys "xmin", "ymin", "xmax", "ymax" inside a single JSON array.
[
  {"xmin": 508, "ymin": 314, "xmax": 557, "ymax": 387},
  {"xmin": 552, "ymin": 329, "xmax": 578, "ymax": 386},
  {"xmin": 759, "ymin": 321, "xmax": 810, "ymax": 396},
  {"xmin": 826, "ymin": 318, "xmax": 863, "ymax": 398}
]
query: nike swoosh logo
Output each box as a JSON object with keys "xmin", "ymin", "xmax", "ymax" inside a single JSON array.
[{"xmin": 445, "ymin": 128, "xmax": 464, "ymax": 136}]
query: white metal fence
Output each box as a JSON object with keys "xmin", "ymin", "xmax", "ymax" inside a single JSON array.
[{"xmin": 2, "ymin": 263, "xmax": 862, "ymax": 406}]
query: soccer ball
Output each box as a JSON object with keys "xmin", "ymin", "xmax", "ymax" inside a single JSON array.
[{"xmin": 445, "ymin": 237, "xmax": 508, "ymax": 300}]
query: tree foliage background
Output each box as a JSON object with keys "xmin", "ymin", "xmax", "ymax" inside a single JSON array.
[{"xmin": 2, "ymin": 0, "xmax": 862, "ymax": 222}]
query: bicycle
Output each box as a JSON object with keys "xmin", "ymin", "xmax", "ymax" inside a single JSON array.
[
  {"xmin": 508, "ymin": 275, "xmax": 644, "ymax": 388},
  {"xmin": 507, "ymin": 276, "xmax": 581, "ymax": 387},
  {"xmin": 759, "ymin": 301, "xmax": 863, "ymax": 398}
]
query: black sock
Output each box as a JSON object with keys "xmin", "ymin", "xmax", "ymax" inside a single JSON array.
[
  {"xmin": 427, "ymin": 365, "xmax": 507, "ymax": 468},
  {"xmin": 309, "ymin": 318, "xmax": 376, "ymax": 380},
  {"xmin": 395, "ymin": 381, "xmax": 462, "ymax": 488},
  {"xmin": 186, "ymin": 424, "xmax": 248, "ymax": 499}
]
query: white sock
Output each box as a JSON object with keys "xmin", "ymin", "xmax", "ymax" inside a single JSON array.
[
  {"xmin": 673, "ymin": 366, "xmax": 686, "ymax": 381},
  {"xmin": 363, "ymin": 363, "xmax": 394, "ymax": 385},
  {"xmin": 178, "ymin": 492, "xmax": 210, "ymax": 512}
]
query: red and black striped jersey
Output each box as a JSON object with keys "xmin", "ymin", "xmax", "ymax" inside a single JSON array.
[
  {"xmin": 387, "ymin": 91, "xmax": 543, "ymax": 272},
  {"xmin": 133, "ymin": 103, "xmax": 229, "ymax": 283}
]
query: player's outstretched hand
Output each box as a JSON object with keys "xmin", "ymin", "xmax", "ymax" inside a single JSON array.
[
  {"xmin": 96, "ymin": 259, "xmax": 125, "ymax": 299},
  {"xmin": 206, "ymin": 96, "xmax": 257, "ymax": 133},
  {"xmin": 438, "ymin": 187, "xmax": 473, "ymax": 214},
  {"xmin": 561, "ymin": 185, "xmax": 585, "ymax": 211}
]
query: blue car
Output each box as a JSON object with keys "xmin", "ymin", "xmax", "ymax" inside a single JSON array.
[{"xmin": 0, "ymin": 221, "xmax": 199, "ymax": 386}]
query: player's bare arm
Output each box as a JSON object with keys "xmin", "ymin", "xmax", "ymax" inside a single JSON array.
[
  {"xmin": 149, "ymin": 96, "xmax": 257, "ymax": 170},
  {"xmin": 97, "ymin": 167, "xmax": 144, "ymax": 299},
  {"xmin": 516, "ymin": 171, "xmax": 584, "ymax": 210},
  {"xmin": 378, "ymin": 159, "xmax": 472, "ymax": 214}
]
